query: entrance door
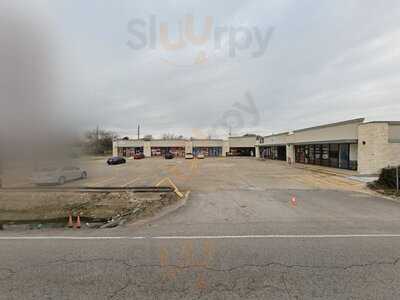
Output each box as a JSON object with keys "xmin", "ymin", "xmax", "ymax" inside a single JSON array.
[
  {"xmin": 329, "ymin": 144, "xmax": 339, "ymax": 168},
  {"xmin": 339, "ymin": 144, "xmax": 350, "ymax": 169},
  {"xmin": 277, "ymin": 146, "xmax": 286, "ymax": 161}
]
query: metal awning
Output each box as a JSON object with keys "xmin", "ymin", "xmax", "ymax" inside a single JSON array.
[{"xmin": 290, "ymin": 139, "xmax": 358, "ymax": 145}]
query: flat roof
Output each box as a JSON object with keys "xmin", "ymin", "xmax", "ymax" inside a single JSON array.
[
  {"xmin": 116, "ymin": 138, "xmax": 224, "ymax": 142},
  {"xmin": 361, "ymin": 121, "xmax": 400, "ymax": 125},
  {"xmin": 293, "ymin": 118, "xmax": 365, "ymax": 133},
  {"xmin": 229, "ymin": 136, "xmax": 257, "ymax": 139},
  {"xmin": 261, "ymin": 118, "xmax": 365, "ymax": 138},
  {"xmin": 190, "ymin": 138, "xmax": 224, "ymax": 141},
  {"xmin": 116, "ymin": 138, "xmax": 187, "ymax": 141},
  {"xmin": 292, "ymin": 139, "xmax": 358, "ymax": 145},
  {"xmin": 263, "ymin": 131, "xmax": 290, "ymax": 138}
]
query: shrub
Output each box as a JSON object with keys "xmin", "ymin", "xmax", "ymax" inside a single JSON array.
[{"xmin": 377, "ymin": 166, "xmax": 399, "ymax": 189}]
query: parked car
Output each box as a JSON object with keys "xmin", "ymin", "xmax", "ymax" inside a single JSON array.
[
  {"xmin": 164, "ymin": 152, "xmax": 175, "ymax": 159},
  {"xmin": 32, "ymin": 166, "xmax": 87, "ymax": 185},
  {"xmin": 185, "ymin": 153, "xmax": 194, "ymax": 159},
  {"xmin": 133, "ymin": 153, "xmax": 145, "ymax": 159},
  {"xmin": 107, "ymin": 156, "xmax": 126, "ymax": 165},
  {"xmin": 197, "ymin": 153, "xmax": 205, "ymax": 159}
]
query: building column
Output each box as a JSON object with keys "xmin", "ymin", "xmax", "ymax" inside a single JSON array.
[
  {"xmin": 222, "ymin": 140, "xmax": 230, "ymax": 157},
  {"xmin": 255, "ymin": 146, "xmax": 260, "ymax": 158},
  {"xmin": 357, "ymin": 122, "xmax": 395, "ymax": 175},
  {"xmin": 112, "ymin": 143, "xmax": 118, "ymax": 156},
  {"xmin": 143, "ymin": 141, "xmax": 151, "ymax": 157},
  {"xmin": 286, "ymin": 144, "xmax": 295, "ymax": 164},
  {"xmin": 185, "ymin": 141, "xmax": 193, "ymax": 154}
]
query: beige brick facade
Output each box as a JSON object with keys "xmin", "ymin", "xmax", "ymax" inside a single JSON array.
[
  {"xmin": 256, "ymin": 119, "xmax": 399, "ymax": 175},
  {"xmin": 358, "ymin": 123, "xmax": 400, "ymax": 175},
  {"xmin": 114, "ymin": 119, "xmax": 399, "ymax": 175}
]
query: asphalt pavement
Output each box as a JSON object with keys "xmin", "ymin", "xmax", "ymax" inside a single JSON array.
[{"xmin": 1, "ymin": 159, "xmax": 400, "ymax": 299}]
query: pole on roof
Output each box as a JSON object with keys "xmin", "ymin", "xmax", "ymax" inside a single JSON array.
[{"xmin": 137, "ymin": 124, "xmax": 140, "ymax": 140}]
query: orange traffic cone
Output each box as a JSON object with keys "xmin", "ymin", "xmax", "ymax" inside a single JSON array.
[
  {"xmin": 291, "ymin": 196, "xmax": 297, "ymax": 206},
  {"xmin": 67, "ymin": 213, "xmax": 73, "ymax": 228},
  {"xmin": 74, "ymin": 213, "xmax": 81, "ymax": 229}
]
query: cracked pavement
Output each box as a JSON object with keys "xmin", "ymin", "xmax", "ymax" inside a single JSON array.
[
  {"xmin": 1, "ymin": 238, "xmax": 400, "ymax": 299},
  {"xmin": 1, "ymin": 159, "xmax": 400, "ymax": 299}
]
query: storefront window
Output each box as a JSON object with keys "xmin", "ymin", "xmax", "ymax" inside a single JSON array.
[{"xmin": 294, "ymin": 143, "xmax": 356, "ymax": 170}]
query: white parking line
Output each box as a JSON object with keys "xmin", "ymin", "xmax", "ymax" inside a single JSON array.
[
  {"xmin": 0, "ymin": 236, "xmax": 145, "ymax": 240},
  {"xmin": 2, "ymin": 234, "xmax": 400, "ymax": 240},
  {"xmin": 152, "ymin": 234, "xmax": 400, "ymax": 239},
  {"xmin": 89, "ymin": 177, "xmax": 116, "ymax": 186},
  {"xmin": 121, "ymin": 178, "xmax": 139, "ymax": 187},
  {"xmin": 6, "ymin": 180, "xmax": 32, "ymax": 188}
]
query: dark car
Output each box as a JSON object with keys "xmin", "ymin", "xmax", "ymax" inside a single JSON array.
[
  {"xmin": 164, "ymin": 152, "xmax": 175, "ymax": 159},
  {"xmin": 107, "ymin": 156, "xmax": 126, "ymax": 165},
  {"xmin": 133, "ymin": 153, "xmax": 145, "ymax": 159}
]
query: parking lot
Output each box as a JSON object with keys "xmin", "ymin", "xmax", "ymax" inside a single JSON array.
[
  {"xmin": 1, "ymin": 156, "xmax": 370, "ymax": 195},
  {"xmin": 39, "ymin": 156, "xmax": 367, "ymax": 193}
]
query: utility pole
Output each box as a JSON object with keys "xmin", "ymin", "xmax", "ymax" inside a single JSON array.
[
  {"xmin": 137, "ymin": 124, "xmax": 140, "ymax": 140},
  {"xmin": 396, "ymin": 166, "xmax": 399, "ymax": 193},
  {"xmin": 96, "ymin": 125, "xmax": 100, "ymax": 153}
]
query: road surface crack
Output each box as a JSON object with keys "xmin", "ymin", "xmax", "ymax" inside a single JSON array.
[{"xmin": 0, "ymin": 268, "xmax": 15, "ymax": 281}]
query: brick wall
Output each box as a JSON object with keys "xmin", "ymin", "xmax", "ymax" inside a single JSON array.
[{"xmin": 358, "ymin": 123, "xmax": 400, "ymax": 175}]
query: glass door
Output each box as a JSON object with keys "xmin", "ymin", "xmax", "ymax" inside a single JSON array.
[
  {"xmin": 339, "ymin": 144, "xmax": 350, "ymax": 169},
  {"xmin": 329, "ymin": 144, "xmax": 339, "ymax": 168}
]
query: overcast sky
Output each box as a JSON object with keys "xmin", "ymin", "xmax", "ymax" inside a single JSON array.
[{"xmin": 3, "ymin": 0, "xmax": 400, "ymax": 139}]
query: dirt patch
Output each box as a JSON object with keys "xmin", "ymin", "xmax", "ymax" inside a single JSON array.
[{"xmin": 0, "ymin": 191, "xmax": 179, "ymax": 226}]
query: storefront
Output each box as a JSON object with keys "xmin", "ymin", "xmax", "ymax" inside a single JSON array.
[
  {"xmin": 260, "ymin": 145, "xmax": 286, "ymax": 161},
  {"xmin": 151, "ymin": 147, "xmax": 185, "ymax": 157},
  {"xmin": 193, "ymin": 147, "xmax": 222, "ymax": 157},
  {"xmin": 294, "ymin": 143, "xmax": 357, "ymax": 170},
  {"xmin": 229, "ymin": 147, "xmax": 256, "ymax": 157},
  {"xmin": 118, "ymin": 147, "xmax": 143, "ymax": 157}
]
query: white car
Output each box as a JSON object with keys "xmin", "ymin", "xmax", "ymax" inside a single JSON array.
[
  {"xmin": 32, "ymin": 166, "xmax": 87, "ymax": 185},
  {"xmin": 197, "ymin": 153, "xmax": 205, "ymax": 159},
  {"xmin": 185, "ymin": 153, "xmax": 194, "ymax": 159}
]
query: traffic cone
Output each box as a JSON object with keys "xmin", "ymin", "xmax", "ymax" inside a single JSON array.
[
  {"xmin": 74, "ymin": 213, "xmax": 81, "ymax": 229},
  {"xmin": 291, "ymin": 196, "xmax": 297, "ymax": 206},
  {"xmin": 67, "ymin": 213, "xmax": 73, "ymax": 228}
]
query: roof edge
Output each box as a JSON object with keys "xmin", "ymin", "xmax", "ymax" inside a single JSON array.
[
  {"xmin": 293, "ymin": 118, "xmax": 365, "ymax": 133},
  {"xmin": 361, "ymin": 121, "xmax": 400, "ymax": 125},
  {"xmin": 263, "ymin": 131, "xmax": 290, "ymax": 138}
]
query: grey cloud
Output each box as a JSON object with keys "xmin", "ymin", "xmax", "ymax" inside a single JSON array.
[{"xmin": 5, "ymin": 0, "xmax": 400, "ymax": 140}]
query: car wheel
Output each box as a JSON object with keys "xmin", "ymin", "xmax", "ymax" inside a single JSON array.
[
  {"xmin": 58, "ymin": 176, "xmax": 66, "ymax": 185},
  {"xmin": 81, "ymin": 171, "xmax": 87, "ymax": 179}
]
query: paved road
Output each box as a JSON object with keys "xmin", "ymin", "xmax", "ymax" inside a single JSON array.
[
  {"xmin": 1, "ymin": 159, "xmax": 400, "ymax": 299},
  {"xmin": 1, "ymin": 235, "xmax": 400, "ymax": 299}
]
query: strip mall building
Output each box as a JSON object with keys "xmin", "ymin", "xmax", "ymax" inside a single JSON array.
[
  {"xmin": 256, "ymin": 118, "xmax": 400, "ymax": 175},
  {"xmin": 113, "ymin": 136, "xmax": 257, "ymax": 158},
  {"xmin": 113, "ymin": 118, "xmax": 400, "ymax": 175}
]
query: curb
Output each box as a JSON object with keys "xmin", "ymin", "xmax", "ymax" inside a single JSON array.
[
  {"xmin": 126, "ymin": 190, "xmax": 191, "ymax": 229},
  {"xmin": 367, "ymin": 189, "xmax": 400, "ymax": 204},
  {"xmin": 294, "ymin": 166, "xmax": 351, "ymax": 178}
]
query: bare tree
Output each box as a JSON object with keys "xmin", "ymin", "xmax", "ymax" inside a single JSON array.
[
  {"xmin": 162, "ymin": 133, "xmax": 185, "ymax": 140},
  {"xmin": 83, "ymin": 128, "xmax": 117, "ymax": 155}
]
